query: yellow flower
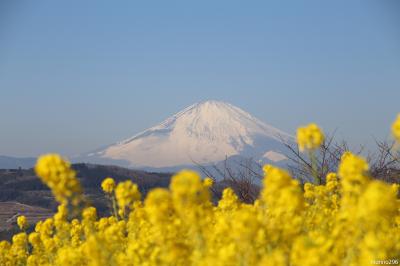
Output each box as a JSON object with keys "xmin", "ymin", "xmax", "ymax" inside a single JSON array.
[
  {"xmin": 338, "ymin": 152, "xmax": 369, "ymax": 182},
  {"xmin": 358, "ymin": 181, "xmax": 397, "ymax": 221},
  {"xmin": 296, "ymin": 123, "xmax": 325, "ymax": 151},
  {"xmin": 28, "ymin": 232, "xmax": 40, "ymax": 246},
  {"xmin": 115, "ymin": 180, "xmax": 141, "ymax": 209},
  {"xmin": 218, "ymin": 188, "xmax": 240, "ymax": 210},
  {"xmin": 35, "ymin": 154, "xmax": 83, "ymax": 207},
  {"xmin": 82, "ymin": 207, "xmax": 97, "ymax": 221},
  {"xmin": 17, "ymin": 216, "xmax": 28, "ymax": 231},
  {"xmin": 101, "ymin": 177, "xmax": 116, "ymax": 194},
  {"xmin": 2, "ymin": 148, "xmax": 400, "ymax": 266},
  {"xmin": 144, "ymin": 188, "xmax": 173, "ymax": 224},
  {"xmin": 338, "ymin": 152, "xmax": 370, "ymax": 201},
  {"xmin": 326, "ymin": 173, "xmax": 339, "ymax": 191},
  {"xmin": 170, "ymin": 170, "xmax": 210, "ymax": 208},
  {"xmin": 392, "ymin": 114, "xmax": 400, "ymax": 142},
  {"xmin": 203, "ymin": 177, "xmax": 214, "ymax": 188}
]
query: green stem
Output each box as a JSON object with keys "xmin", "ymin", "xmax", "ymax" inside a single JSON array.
[
  {"xmin": 111, "ymin": 194, "xmax": 118, "ymax": 219},
  {"xmin": 309, "ymin": 151, "xmax": 319, "ymax": 184}
]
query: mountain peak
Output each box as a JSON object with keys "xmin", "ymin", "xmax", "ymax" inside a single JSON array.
[
  {"xmin": 195, "ymin": 99, "xmax": 231, "ymax": 107},
  {"xmin": 166, "ymin": 100, "xmax": 238, "ymax": 123},
  {"xmin": 83, "ymin": 101, "xmax": 293, "ymax": 168}
]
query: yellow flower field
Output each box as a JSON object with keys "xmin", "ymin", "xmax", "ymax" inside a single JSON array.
[{"xmin": 1, "ymin": 119, "xmax": 400, "ymax": 266}]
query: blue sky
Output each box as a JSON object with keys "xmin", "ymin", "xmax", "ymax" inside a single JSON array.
[{"xmin": 1, "ymin": 0, "xmax": 399, "ymax": 157}]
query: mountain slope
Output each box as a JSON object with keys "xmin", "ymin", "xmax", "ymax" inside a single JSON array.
[{"xmin": 81, "ymin": 100, "xmax": 293, "ymax": 168}]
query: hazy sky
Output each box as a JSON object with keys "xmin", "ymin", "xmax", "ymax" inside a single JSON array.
[{"xmin": 1, "ymin": 0, "xmax": 400, "ymax": 157}]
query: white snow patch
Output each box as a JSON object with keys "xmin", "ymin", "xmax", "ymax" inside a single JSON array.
[{"xmin": 263, "ymin": 151, "xmax": 288, "ymax": 162}]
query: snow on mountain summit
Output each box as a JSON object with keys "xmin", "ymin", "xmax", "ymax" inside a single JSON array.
[{"xmin": 84, "ymin": 100, "xmax": 293, "ymax": 168}]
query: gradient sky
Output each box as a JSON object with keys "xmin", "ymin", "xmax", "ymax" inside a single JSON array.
[{"xmin": 1, "ymin": 0, "xmax": 400, "ymax": 157}]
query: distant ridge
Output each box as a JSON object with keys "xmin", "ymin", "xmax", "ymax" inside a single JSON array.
[{"xmin": 0, "ymin": 156, "xmax": 36, "ymax": 169}]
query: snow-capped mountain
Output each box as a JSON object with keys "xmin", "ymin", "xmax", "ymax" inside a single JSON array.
[{"xmin": 79, "ymin": 100, "xmax": 293, "ymax": 169}]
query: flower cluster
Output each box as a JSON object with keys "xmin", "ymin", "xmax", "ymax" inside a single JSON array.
[
  {"xmin": 101, "ymin": 177, "xmax": 116, "ymax": 194},
  {"xmin": 34, "ymin": 154, "xmax": 83, "ymax": 208},
  {"xmin": 296, "ymin": 123, "xmax": 325, "ymax": 152},
  {"xmin": 393, "ymin": 114, "xmax": 400, "ymax": 142},
  {"xmin": 17, "ymin": 216, "xmax": 28, "ymax": 231},
  {"xmin": 115, "ymin": 180, "xmax": 141, "ymax": 218},
  {"xmin": 0, "ymin": 120, "xmax": 399, "ymax": 265}
]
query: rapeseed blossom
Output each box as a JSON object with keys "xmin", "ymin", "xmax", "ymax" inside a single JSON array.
[
  {"xmin": 101, "ymin": 177, "xmax": 116, "ymax": 194},
  {"xmin": 203, "ymin": 177, "xmax": 214, "ymax": 188},
  {"xmin": 115, "ymin": 180, "xmax": 141, "ymax": 218},
  {"xmin": 296, "ymin": 123, "xmax": 324, "ymax": 151},
  {"xmin": 393, "ymin": 114, "xmax": 400, "ymax": 142},
  {"xmin": 17, "ymin": 216, "xmax": 28, "ymax": 231},
  {"xmin": 35, "ymin": 154, "xmax": 83, "ymax": 208}
]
